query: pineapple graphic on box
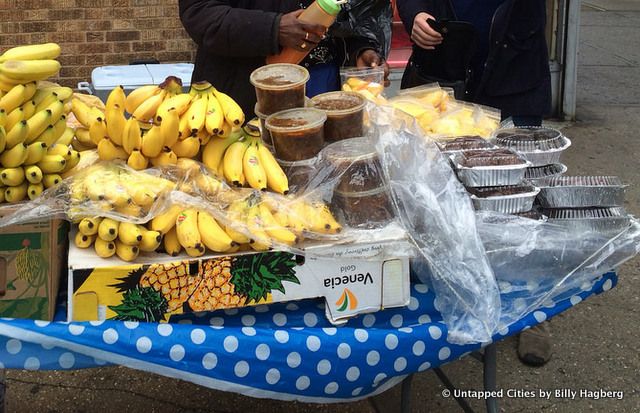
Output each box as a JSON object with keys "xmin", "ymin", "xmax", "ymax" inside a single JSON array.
[{"xmin": 108, "ymin": 252, "xmax": 301, "ymax": 322}]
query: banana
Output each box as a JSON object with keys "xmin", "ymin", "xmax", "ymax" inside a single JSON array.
[
  {"xmin": 118, "ymin": 221, "xmax": 143, "ymax": 246},
  {"xmin": 150, "ymin": 204, "xmax": 183, "ymax": 234},
  {"xmin": 0, "ymin": 167, "xmax": 25, "ymax": 186},
  {"xmin": 27, "ymin": 182, "xmax": 43, "ymax": 199},
  {"xmin": 24, "ymin": 142, "xmax": 47, "ymax": 165},
  {"xmin": 150, "ymin": 147, "xmax": 177, "ymax": 166},
  {"xmin": 62, "ymin": 150, "xmax": 81, "ymax": 173},
  {"xmin": 159, "ymin": 107, "xmax": 179, "ymax": 148},
  {"xmin": 34, "ymin": 92, "xmax": 59, "ymax": 113},
  {"xmin": 163, "ymin": 226, "xmax": 182, "ymax": 256},
  {"xmin": 205, "ymin": 91, "xmax": 224, "ymax": 135},
  {"xmin": 115, "ymin": 202, "xmax": 144, "ymax": 218},
  {"xmin": 115, "ymin": 240, "xmax": 139, "ymax": 262},
  {"xmin": 245, "ymin": 204, "xmax": 271, "ymax": 251},
  {"xmin": 98, "ymin": 218, "xmax": 119, "ymax": 242},
  {"xmin": 132, "ymin": 89, "xmax": 166, "ymax": 123},
  {"xmin": 70, "ymin": 98, "xmax": 95, "ymax": 128},
  {"xmin": 0, "ymin": 59, "xmax": 61, "ymax": 82},
  {"xmin": 185, "ymin": 245, "xmax": 205, "ymax": 258},
  {"xmin": 141, "ymin": 125, "xmax": 164, "ymax": 158},
  {"xmin": 0, "ymin": 84, "xmax": 26, "ymax": 113},
  {"xmin": 138, "ymin": 227, "xmax": 162, "ymax": 252},
  {"xmin": 47, "ymin": 143, "xmax": 71, "ymax": 158},
  {"xmin": 124, "ymin": 85, "xmax": 161, "ymax": 115},
  {"xmin": 177, "ymin": 110, "xmax": 192, "ymax": 139},
  {"xmin": 45, "ymin": 99, "xmax": 65, "ymax": 122},
  {"xmin": 55, "ymin": 127, "xmax": 75, "ymax": 146},
  {"xmin": 52, "ymin": 86, "xmax": 73, "ymax": 102},
  {"xmin": 258, "ymin": 203, "xmax": 297, "ymax": 245},
  {"xmin": 89, "ymin": 117, "xmax": 108, "ymax": 146},
  {"xmin": 34, "ymin": 88, "xmax": 56, "ymax": 107},
  {"xmin": 186, "ymin": 94, "xmax": 207, "ymax": 133},
  {"xmin": 42, "ymin": 173, "xmax": 61, "ymax": 188},
  {"xmin": 175, "ymin": 208, "xmax": 202, "ymax": 250},
  {"xmin": 34, "ymin": 125, "xmax": 57, "ymax": 147},
  {"xmin": 4, "ymin": 182, "xmax": 28, "ymax": 203},
  {"xmin": 5, "ymin": 106, "xmax": 24, "ymax": 132},
  {"xmin": 22, "ymin": 108, "xmax": 50, "ymax": 144},
  {"xmin": 127, "ymin": 150, "xmax": 148, "ymax": 170},
  {"xmin": 37, "ymin": 154, "xmax": 66, "ymax": 173},
  {"xmin": 105, "ymin": 106, "xmax": 126, "ymax": 146},
  {"xmin": 51, "ymin": 115, "xmax": 67, "ymax": 142},
  {"xmin": 105, "ymin": 85, "xmax": 126, "ymax": 115},
  {"xmin": 257, "ymin": 142, "xmax": 289, "ymax": 194},
  {"xmin": 196, "ymin": 128, "xmax": 211, "ymax": 146},
  {"xmin": 24, "ymin": 165, "xmax": 42, "ymax": 184},
  {"xmin": 224, "ymin": 200, "xmax": 252, "ymax": 244},
  {"xmin": 74, "ymin": 127, "xmax": 93, "ymax": 146},
  {"xmin": 171, "ymin": 135, "xmax": 200, "ymax": 158},
  {"xmin": 97, "ymin": 138, "xmax": 127, "ymax": 161},
  {"xmin": 0, "ymin": 188, "xmax": 6, "ymax": 203},
  {"xmin": 79, "ymin": 217, "xmax": 102, "ymax": 236},
  {"xmin": 223, "ymin": 139, "xmax": 248, "ymax": 186},
  {"xmin": 21, "ymin": 100, "xmax": 36, "ymax": 119},
  {"xmin": 0, "ymin": 108, "xmax": 6, "ymax": 128},
  {"xmin": 94, "ymin": 237, "xmax": 116, "ymax": 258},
  {"xmin": 121, "ymin": 117, "xmax": 142, "ymax": 154},
  {"xmin": 201, "ymin": 131, "xmax": 241, "ymax": 171},
  {"xmin": 0, "ymin": 142, "xmax": 27, "ymax": 168},
  {"xmin": 0, "ymin": 125, "xmax": 5, "ymax": 153},
  {"xmin": 198, "ymin": 209, "xmax": 234, "ymax": 252},
  {"xmin": 212, "ymin": 88, "xmax": 244, "ymax": 126},
  {"xmin": 288, "ymin": 199, "xmax": 310, "ymax": 235},
  {"xmin": 22, "ymin": 82, "xmax": 37, "ymax": 103},
  {"xmin": 243, "ymin": 139, "xmax": 267, "ymax": 190},
  {"xmin": 156, "ymin": 93, "xmax": 192, "ymax": 122},
  {"xmin": 0, "ymin": 43, "xmax": 61, "ymax": 63},
  {"xmin": 74, "ymin": 231, "xmax": 95, "ymax": 249},
  {"xmin": 218, "ymin": 120, "xmax": 232, "ymax": 138}
]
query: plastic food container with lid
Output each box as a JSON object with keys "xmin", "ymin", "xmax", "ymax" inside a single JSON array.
[
  {"xmin": 265, "ymin": 107, "xmax": 326, "ymax": 161},
  {"xmin": 250, "ymin": 64, "xmax": 309, "ymax": 116},
  {"xmin": 311, "ymin": 91, "xmax": 366, "ymax": 142},
  {"xmin": 322, "ymin": 137, "xmax": 386, "ymax": 193},
  {"xmin": 332, "ymin": 186, "xmax": 395, "ymax": 229}
]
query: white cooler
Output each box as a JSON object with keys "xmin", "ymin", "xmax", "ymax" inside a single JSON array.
[{"xmin": 77, "ymin": 63, "xmax": 194, "ymax": 102}]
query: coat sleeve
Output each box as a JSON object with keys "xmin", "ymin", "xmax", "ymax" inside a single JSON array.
[{"xmin": 179, "ymin": 0, "xmax": 281, "ymax": 57}]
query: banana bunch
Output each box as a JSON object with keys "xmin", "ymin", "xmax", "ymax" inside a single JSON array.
[
  {"xmin": 73, "ymin": 217, "xmax": 163, "ymax": 262},
  {"xmin": 67, "ymin": 163, "xmax": 176, "ymax": 221},
  {"xmin": 203, "ymin": 129, "xmax": 289, "ymax": 194},
  {"xmin": 0, "ymin": 72, "xmax": 78, "ymax": 202},
  {"xmin": 0, "ymin": 43, "xmax": 61, "ymax": 90}
]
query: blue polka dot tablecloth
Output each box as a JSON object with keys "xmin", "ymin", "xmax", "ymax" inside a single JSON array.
[{"xmin": 0, "ymin": 272, "xmax": 617, "ymax": 403}]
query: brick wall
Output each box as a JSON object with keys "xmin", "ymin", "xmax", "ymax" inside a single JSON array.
[{"xmin": 0, "ymin": 0, "xmax": 196, "ymax": 89}]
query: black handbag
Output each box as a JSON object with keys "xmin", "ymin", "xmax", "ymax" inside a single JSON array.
[{"xmin": 401, "ymin": 20, "xmax": 478, "ymax": 99}]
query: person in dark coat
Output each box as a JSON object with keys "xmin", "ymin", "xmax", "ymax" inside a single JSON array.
[
  {"xmin": 397, "ymin": 0, "xmax": 551, "ymax": 126},
  {"xmin": 179, "ymin": 0, "xmax": 392, "ymax": 117}
]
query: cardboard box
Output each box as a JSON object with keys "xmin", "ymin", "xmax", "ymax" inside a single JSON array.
[
  {"xmin": 68, "ymin": 230, "xmax": 411, "ymax": 324},
  {"xmin": 0, "ymin": 208, "xmax": 67, "ymax": 320}
]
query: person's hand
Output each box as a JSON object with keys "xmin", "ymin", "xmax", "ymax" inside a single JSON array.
[
  {"xmin": 278, "ymin": 9, "xmax": 325, "ymax": 52},
  {"xmin": 412, "ymin": 12, "xmax": 443, "ymax": 50},
  {"xmin": 356, "ymin": 49, "xmax": 390, "ymax": 87}
]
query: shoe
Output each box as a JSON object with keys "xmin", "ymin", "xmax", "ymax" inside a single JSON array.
[{"xmin": 518, "ymin": 321, "xmax": 552, "ymax": 367}]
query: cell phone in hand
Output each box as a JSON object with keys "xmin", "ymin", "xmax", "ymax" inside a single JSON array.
[{"xmin": 427, "ymin": 18, "xmax": 446, "ymax": 34}]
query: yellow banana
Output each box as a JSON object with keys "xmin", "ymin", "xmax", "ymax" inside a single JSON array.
[
  {"xmin": 47, "ymin": 143, "xmax": 71, "ymax": 158},
  {"xmin": 5, "ymin": 119, "xmax": 28, "ymax": 148},
  {"xmin": 127, "ymin": 150, "xmax": 148, "ymax": 170},
  {"xmin": 74, "ymin": 231, "xmax": 95, "ymax": 249},
  {"xmin": 97, "ymin": 138, "xmax": 127, "ymax": 161},
  {"xmin": 0, "ymin": 125, "xmax": 5, "ymax": 153},
  {"xmin": 257, "ymin": 142, "xmax": 289, "ymax": 194},
  {"xmin": 212, "ymin": 88, "xmax": 244, "ymax": 126},
  {"xmin": 218, "ymin": 120, "xmax": 232, "ymax": 138},
  {"xmin": 105, "ymin": 85, "xmax": 126, "ymax": 114},
  {"xmin": 4, "ymin": 182, "xmax": 28, "ymax": 203},
  {"xmin": 150, "ymin": 204, "xmax": 183, "ymax": 234},
  {"xmin": 243, "ymin": 139, "xmax": 267, "ymax": 190},
  {"xmin": 258, "ymin": 203, "xmax": 297, "ymax": 245},
  {"xmin": 223, "ymin": 139, "xmax": 248, "ymax": 186},
  {"xmin": 205, "ymin": 91, "xmax": 224, "ymax": 135},
  {"xmin": 117, "ymin": 222, "xmax": 143, "ymax": 246},
  {"xmin": 0, "ymin": 43, "xmax": 61, "ymax": 63},
  {"xmin": 55, "ymin": 127, "xmax": 75, "ymax": 146},
  {"xmin": 24, "ymin": 142, "xmax": 47, "ymax": 165},
  {"xmin": 132, "ymin": 90, "xmax": 166, "ymax": 123},
  {"xmin": 51, "ymin": 115, "xmax": 67, "ymax": 142},
  {"xmin": 121, "ymin": 117, "xmax": 142, "ymax": 154},
  {"xmin": 24, "ymin": 165, "xmax": 42, "ymax": 184},
  {"xmin": 37, "ymin": 154, "xmax": 66, "ymax": 173},
  {"xmin": 0, "ymin": 84, "xmax": 26, "ymax": 113},
  {"xmin": 171, "ymin": 135, "xmax": 200, "ymax": 158},
  {"xmin": 34, "ymin": 92, "xmax": 58, "ymax": 113},
  {"xmin": 0, "ymin": 187, "xmax": 6, "ymax": 203},
  {"xmin": 105, "ymin": 106, "xmax": 126, "ymax": 146},
  {"xmin": 79, "ymin": 217, "xmax": 102, "ymax": 236},
  {"xmin": 186, "ymin": 94, "xmax": 208, "ymax": 133},
  {"xmin": 150, "ymin": 147, "xmax": 177, "ymax": 166},
  {"xmin": 21, "ymin": 100, "xmax": 36, "ymax": 119},
  {"xmin": 175, "ymin": 208, "xmax": 202, "ymax": 250},
  {"xmin": 124, "ymin": 84, "xmax": 161, "ymax": 115},
  {"xmin": 34, "ymin": 125, "xmax": 57, "ymax": 147},
  {"xmin": 5, "ymin": 106, "xmax": 24, "ymax": 131},
  {"xmin": 51, "ymin": 86, "xmax": 73, "ymax": 102},
  {"xmin": 23, "ymin": 108, "xmax": 51, "ymax": 144},
  {"xmin": 224, "ymin": 200, "xmax": 252, "ymax": 244},
  {"xmin": 0, "ymin": 59, "xmax": 61, "ymax": 82},
  {"xmin": 245, "ymin": 204, "xmax": 271, "ymax": 251},
  {"xmin": 163, "ymin": 226, "xmax": 182, "ymax": 256},
  {"xmin": 185, "ymin": 245, "xmax": 205, "ymax": 257},
  {"xmin": 196, "ymin": 128, "xmax": 211, "ymax": 146},
  {"xmin": 62, "ymin": 150, "xmax": 81, "ymax": 173},
  {"xmin": 138, "ymin": 227, "xmax": 162, "ymax": 252},
  {"xmin": 0, "ymin": 142, "xmax": 27, "ymax": 167},
  {"xmin": 115, "ymin": 240, "xmax": 139, "ymax": 262},
  {"xmin": 94, "ymin": 237, "xmax": 116, "ymax": 258},
  {"xmin": 74, "ymin": 127, "xmax": 93, "ymax": 146},
  {"xmin": 198, "ymin": 209, "xmax": 234, "ymax": 252},
  {"xmin": 140, "ymin": 125, "xmax": 163, "ymax": 158},
  {"xmin": 71, "ymin": 98, "xmax": 95, "ymax": 128},
  {"xmin": 27, "ymin": 182, "xmax": 43, "ymax": 199},
  {"xmin": 22, "ymin": 82, "xmax": 37, "ymax": 103},
  {"xmin": 1, "ymin": 167, "xmax": 25, "ymax": 186},
  {"xmin": 155, "ymin": 93, "xmax": 192, "ymax": 122},
  {"xmin": 45, "ymin": 99, "xmax": 65, "ymax": 122},
  {"xmin": 201, "ymin": 130, "xmax": 241, "ymax": 171},
  {"xmin": 159, "ymin": 107, "xmax": 179, "ymax": 148},
  {"xmin": 0, "ymin": 108, "xmax": 6, "ymax": 128},
  {"xmin": 177, "ymin": 110, "xmax": 193, "ymax": 139},
  {"xmin": 33, "ymin": 88, "xmax": 55, "ymax": 107},
  {"xmin": 42, "ymin": 173, "xmax": 61, "ymax": 188},
  {"xmin": 98, "ymin": 218, "xmax": 119, "ymax": 242},
  {"xmin": 89, "ymin": 117, "xmax": 108, "ymax": 145}
]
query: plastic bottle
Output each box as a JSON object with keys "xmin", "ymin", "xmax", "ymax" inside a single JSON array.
[{"xmin": 266, "ymin": 0, "xmax": 347, "ymax": 65}]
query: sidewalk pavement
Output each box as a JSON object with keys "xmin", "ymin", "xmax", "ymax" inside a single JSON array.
[{"xmin": 5, "ymin": 2, "xmax": 640, "ymax": 412}]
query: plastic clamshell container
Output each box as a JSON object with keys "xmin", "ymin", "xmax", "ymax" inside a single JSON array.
[
  {"xmin": 250, "ymin": 64, "xmax": 310, "ymax": 115},
  {"xmin": 332, "ymin": 186, "xmax": 395, "ymax": 229},
  {"xmin": 453, "ymin": 149, "xmax": 531, "ymax": 188},
  {"xmin": 322, "ymin": 137, "xmax": 385, "ymax": 193},
  {"xmin": 340, "ymin": 66, "xmax": 385, "ymax": 96},
  {"xmin": 468, "ymin": 184, "xmax": 540, "ymax": 214},
  {"xmin": 310, "ymin": 91, "xmax": 366, "ymax": 142},
  {"xmin": 537, "ymin": 176, "xmax": 627, "ymax": 208},
  {"xmin": 265, "ymin": 108, "xmax": 326, "ymax": 161},
  {"xmin": 544, "ymin": 207, "xmax": 631, "ymax": 235}
]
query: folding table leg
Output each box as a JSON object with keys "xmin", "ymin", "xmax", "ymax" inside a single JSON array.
[{"xmin": 483, "ymin": 343, "xmax": 498, "ymax": 413}]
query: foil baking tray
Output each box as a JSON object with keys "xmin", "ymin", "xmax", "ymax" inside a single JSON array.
[
  {"xmin": 537, "ymin": 176, "xmax": 626, "ymax": 208},
  {"xmin": 524, "ymin": 163, "xmax": 568, "ymax": 184},
  {"xmin": 468, "ymin": 184, "xmax": 540, "ymax": 214},
  {"xmin": 495, "ymin": 127, "xmax": 564, "ymax": 150},
  {"xmin": 544, "ymin": 207, "xmax": 632, "ymax": 235},
  {"xmin": 514, "ymin": 210, "xmax": 548, "ymax": 221},
  {"xmin": 437, "ymin": 136, "xmax": 497, "ymax": 154},
  {"xmin": 453, "ymin": 150, "xmax": 531, "ymax": 187}
]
